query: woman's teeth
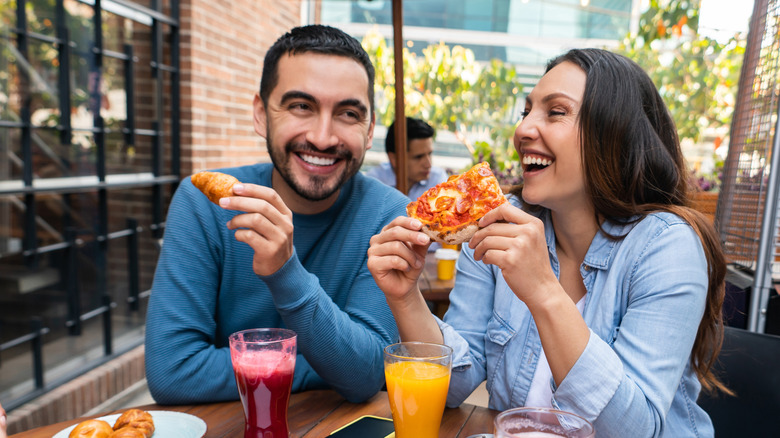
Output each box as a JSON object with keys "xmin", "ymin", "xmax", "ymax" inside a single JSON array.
[
  {"xmin": 522, "ymin": 156, "xmax": 552, "ymax": 167},
  {"xmin": 300, "ymin": 154, "xmax": 336, "ymax": 166}
]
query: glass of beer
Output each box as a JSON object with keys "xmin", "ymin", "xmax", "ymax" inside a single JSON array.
[
  {"xmin": 384, "ymin": 341, "xmax": 453, "ymax": 438},
  {"xmin": 494, "ymin": 407, "xmax": 595, "ymax": 438},
  {"xmin": 229, "ymin": 328, "xmax": 297, "ymax": 438}
]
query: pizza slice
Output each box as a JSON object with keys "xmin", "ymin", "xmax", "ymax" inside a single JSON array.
[
  {"xmin": 407, "ymin": 162, "xmax": 508, "ymax": 245},
  {"xmin": 191, "ymin": 171, "xmax": 240, "ymax": 204}
]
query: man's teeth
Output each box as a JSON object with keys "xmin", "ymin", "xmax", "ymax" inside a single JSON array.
[
  {"xmin": 522, "ymin": 156, "xmax": 552, "ymax": 166},
  {"xmin": 300, "ymin": 154, "xmax": 336, "ymax": 166}
]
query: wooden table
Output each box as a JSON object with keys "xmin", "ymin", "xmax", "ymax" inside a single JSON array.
[
  {"xmin": 10, "ymin": 390, "xmax": 497, "ymax": 437},
  {"xmin": 419, "ymin": 251, "xmax": 456, "ymax": 317}
]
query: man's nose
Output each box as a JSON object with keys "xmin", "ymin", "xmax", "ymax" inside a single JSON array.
[{"xmin": 305, "ymin": 115, "xmax": 339, "ymax": 149}]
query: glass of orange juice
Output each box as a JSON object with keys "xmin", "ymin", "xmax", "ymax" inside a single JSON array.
[{"xmin": 384, "ymin": 341, "xmax": 453, "ymax": 438}]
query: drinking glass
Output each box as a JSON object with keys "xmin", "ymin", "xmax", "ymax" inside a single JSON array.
[
  {"xmin": 384, "ymin": 341, "xmax": 453, "ymax": 438},
  {"xmin": 494, "ymin": 407, "xmax": 595, "ymax": 438},
  {"xmin": 229, "ymin": 328, "xmax": 297, "ymax": 438}
]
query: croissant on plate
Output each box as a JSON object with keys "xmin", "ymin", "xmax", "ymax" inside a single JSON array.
[
  {"xmin": 68, "ymin": 419, "xmax": 114, "ymax": 438},
  {"xmin": 191, "ymin": 171, "xmax": 240, "ymax": 204},
  {"xmin": 109, "ymin": 426, "xmax": 147, "ymax": 438},
  {"xmin": 111, "ymin": 409, "xmax": 155, "ymax": 438},
  {"xmin": 69, "ymin": 409, "xmax": 155, "ymax": 438}
]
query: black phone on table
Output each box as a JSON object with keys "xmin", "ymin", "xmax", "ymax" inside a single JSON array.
[{"xmin": 329, "ymin": 415, "xmax": 395, "ymax": 437}]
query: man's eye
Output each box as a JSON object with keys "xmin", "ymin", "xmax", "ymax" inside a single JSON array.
[
  {"xmin": 344, "ymin": 110, "xmax": 360, "ymax": 119},
  {"xmin": 290, "ymin": 102, "xmax": 311, "ymax": 111}
]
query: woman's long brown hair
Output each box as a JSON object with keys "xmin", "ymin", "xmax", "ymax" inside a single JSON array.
[{"xmin": 527, "ymin": 49, "xmax": 732, "ymax": 395}]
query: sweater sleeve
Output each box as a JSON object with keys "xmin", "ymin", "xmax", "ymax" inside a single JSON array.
[
  {"xmin": 259, "ymin": 182, "xmax": 406, "ymax": 403},
  {"xmin": 144, "ymin": 178, "xmax": 239, "ymax": 404},
  {"xmin": 260, "ymin": 250, "xmax": 396, "ymax": 403}
]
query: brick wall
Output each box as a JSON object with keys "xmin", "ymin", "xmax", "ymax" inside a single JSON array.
[
  {"xmin": 6, "ymin": 346, "xmax": 146, "ymax": 435},
  {"xmin": 180, "ymin": 0, "xmax": 303, "ymax": 175}
]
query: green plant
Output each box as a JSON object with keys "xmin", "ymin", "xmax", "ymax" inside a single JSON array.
[{"xmin": 362, "ymin": 28, "xmax": 523, "ymax": 182}]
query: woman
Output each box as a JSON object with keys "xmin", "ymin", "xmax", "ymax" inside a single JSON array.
[{"xmin": 367, "ymin": 48, "xmax": 728, "ymax": 438}]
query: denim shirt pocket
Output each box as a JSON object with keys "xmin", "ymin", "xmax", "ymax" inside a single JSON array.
[
  {"xmin": 485, "ymin": 281, "xmax": 520, "ymax": 386},
  {"xmin": 485, "ymin": 312, "xmax": 515, "ymax": 394}
]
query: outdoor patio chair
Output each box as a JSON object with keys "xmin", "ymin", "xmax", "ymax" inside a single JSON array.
[{"xmin": 697, "ymin": 326, "xmax": 780, "ymax": 436}]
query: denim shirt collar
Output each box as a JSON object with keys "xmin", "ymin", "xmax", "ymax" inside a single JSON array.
[{"xmin": 536, "ymin": 207, "xmax": 637, "ymax": 273}]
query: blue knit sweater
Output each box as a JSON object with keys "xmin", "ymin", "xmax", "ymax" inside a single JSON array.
[{"xmin": 145, "ymin": 163, "xmax": 408, "ymax": 404}]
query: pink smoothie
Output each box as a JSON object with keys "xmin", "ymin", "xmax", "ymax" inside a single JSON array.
[{"xmin": 232, "ymin": 350, "xmax": 295, "ymax": 438}]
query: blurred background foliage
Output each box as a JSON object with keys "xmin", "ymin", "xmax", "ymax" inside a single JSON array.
[{"xmin": 362, "ymin": 0, "xmax": 744, "ymax": 189}]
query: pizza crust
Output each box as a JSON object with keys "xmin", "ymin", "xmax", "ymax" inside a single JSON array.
[{"xmin": 421, "ymin": 222, "xmax": 479, "ymax": 245}]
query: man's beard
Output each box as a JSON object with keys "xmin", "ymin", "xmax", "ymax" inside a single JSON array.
[{"xmin": 267, "ymin": 137, "xmax": 365, "ymax": 202}]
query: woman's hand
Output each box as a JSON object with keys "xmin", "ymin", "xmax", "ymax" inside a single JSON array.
[
  {"xmin": 367, "ymin": 216, "xmax": 431, "ymax": 301},
  {"xmin": 368, "ymin": 216, "xmax": 443, "ymax": 344},
  {"xmin": 470, "ymin": 203, "xmax": 559, "ymax": 307}
]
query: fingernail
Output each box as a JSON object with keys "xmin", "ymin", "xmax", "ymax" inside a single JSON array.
[
  {"xmin": 219, "ymin": 197, "xmax": 230, "ymax": 207},
  {"xmin": 418, "ymin": 234, "xmax": 430, "ymax": 244},
  {"xmin": 233, "ymin": 183, "xmax": 244, "ymax": 192},
  {"xmin": 1, "ymin": 413, "xmax": 7, "ymax": 428},
  {"xmin": 410, "ymin": 219, "xmax": 422, "ymax": 228},
  {"xmin": 414, "ymin": 258, "xmax": 423, "ymax": 268}
]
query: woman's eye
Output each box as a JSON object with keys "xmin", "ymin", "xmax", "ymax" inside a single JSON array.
[
  {"xmin": 520, "ymin": 109, "xmax": 530, "ymax": 119},
  {"xmin": 549, "ymin": 109, "xmax": 566, "ymax": 117}
]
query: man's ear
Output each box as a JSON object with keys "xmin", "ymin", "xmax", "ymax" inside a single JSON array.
[{"xmin": 252, "ymin": 93, "xmax": 267, "ymax": 138}]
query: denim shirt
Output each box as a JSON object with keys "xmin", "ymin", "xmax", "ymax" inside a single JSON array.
[{"xmin": 438, "ymin": 197, "xmax": 714, "ymax": 438}]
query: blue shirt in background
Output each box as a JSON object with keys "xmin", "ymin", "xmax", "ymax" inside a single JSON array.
[{"xmin": 364, "ymin": 162, "xmax": 449, "ymax": 200}]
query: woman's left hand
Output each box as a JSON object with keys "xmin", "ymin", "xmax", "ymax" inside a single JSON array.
[{"xmin": 469, "ymin": 202, "xmax": 559, "ymax": 307}]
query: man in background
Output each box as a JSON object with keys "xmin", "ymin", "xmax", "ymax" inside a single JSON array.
[{"xmin": 365, "ymin": 117, "xmax": 448, "ymax": 200}]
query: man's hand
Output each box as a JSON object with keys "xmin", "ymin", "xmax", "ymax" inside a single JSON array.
[{"xmin": 220, "ymin": 183, "xmax": 295, "ymax": 276}]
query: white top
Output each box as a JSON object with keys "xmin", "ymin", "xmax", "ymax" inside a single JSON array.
[{"xmin": 524, "ymin": 296, "xmax": 587, "ymax": 407}]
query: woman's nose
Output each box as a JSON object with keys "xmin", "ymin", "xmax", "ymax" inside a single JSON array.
[{"xmin": 514, "ymin": 115, "xmax": 539, "ymax": 145}]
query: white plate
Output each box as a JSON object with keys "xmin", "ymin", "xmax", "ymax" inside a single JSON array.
[{"xmin": 53, "ymin": 410, "xmax": 207, "ymax": 438}]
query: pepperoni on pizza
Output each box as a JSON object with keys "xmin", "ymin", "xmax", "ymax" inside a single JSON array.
[{"xmin": 407, "ymin": 162, "xmax": 508, "ymax": 245}]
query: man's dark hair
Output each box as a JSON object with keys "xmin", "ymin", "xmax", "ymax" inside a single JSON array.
[
  {"xmin": 260, "ymin": 25, "xmax": 375, "ymax": 115},
  {"xmin": 384, "ymin": 117, "xmax": 435, "ymax": 154}
]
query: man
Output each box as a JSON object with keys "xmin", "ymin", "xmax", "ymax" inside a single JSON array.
[
  {"xmin": 144, "ymin": 25, "xmax": 409, "ymax": 404},
  {"xmin": 366, "ymin": 117, "xmax": 449, "ymax": 200}
]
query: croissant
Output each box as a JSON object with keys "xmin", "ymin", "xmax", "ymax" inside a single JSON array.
[
  {"xmin": 112, "ymin": 409, "xmax": 154, "ymax": 438},
  {"xmin": 68, "ymin": 419, "xmax": 113, "ymax": 438},
  {"xmin": 109, "ymin": 427, "xmax": 147, "ymax": 438},
  {"xmin": 191, "ymin": 171, "xmax": 240, "ymax": 204}
]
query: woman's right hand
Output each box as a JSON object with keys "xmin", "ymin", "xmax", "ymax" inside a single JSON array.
[{"xmin": 367, "ymin": 216, "xmax": 431, "ymax": 301}]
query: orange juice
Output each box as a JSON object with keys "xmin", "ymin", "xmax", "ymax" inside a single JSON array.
[{"xmin": 385, "ymin": 360, "xmax": 451, "ymax": 438}]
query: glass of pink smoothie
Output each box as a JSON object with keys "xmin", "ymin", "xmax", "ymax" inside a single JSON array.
[{"xmin": 229, "ymin": 328, "xmax": 297, "ymax": 438}]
